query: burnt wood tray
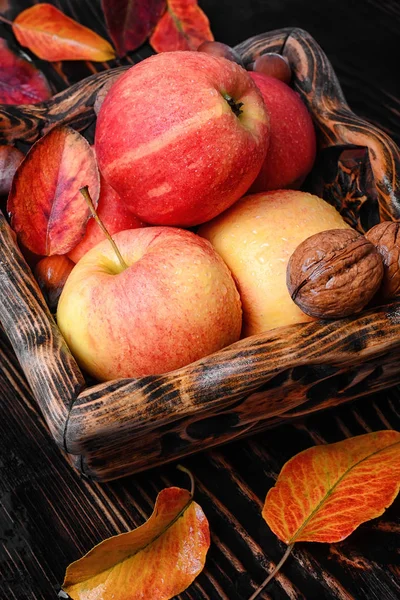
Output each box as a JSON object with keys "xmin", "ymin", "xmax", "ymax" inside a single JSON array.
[{"xmin": 0, "ymin": 27, "xmax": 400, "ymax": 482}]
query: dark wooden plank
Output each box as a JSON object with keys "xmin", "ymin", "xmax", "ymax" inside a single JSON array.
[
  {"xmin": 0, "ymin": 324, "xmax": 399, "ymax": 599},
  {"xmin": 0, "ymin": 1, "xmax": 399, "ymax": 599}
]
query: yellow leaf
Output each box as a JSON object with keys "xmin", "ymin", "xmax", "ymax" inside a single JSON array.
[{"xmin": 62, "ymin": 486, "xmax": 210, "ymax": 600}]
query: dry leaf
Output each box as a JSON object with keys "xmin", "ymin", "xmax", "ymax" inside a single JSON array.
[
  {"xmin": 62, "ymin": 486, "xmax": 210, "ymax": 600},
  {"xmin": 0, "ymin": 38, "xmax": 52, "ymax": 105},
  {"xmin": 249, "ymin": 430, "xmax": 400, "ymax": 600},
  {"xmin": 102, "ymin": 0, "xmax": 166, "ymax": 57},
  {"xmin": 150, "ymin": 0, "xmax": 214, "ymax": 52},
  {"xmin": 8, "ymin": 126, "xmax": 100, "ymax": 256},
  {"xmin": 0, "ymin": 145, "xmax": 24, "ymax": 195},
  {"xmin": 263, "ymin": 430, "xmax": 400, "ymax": 544},
  {"xmin": 12, "ymin": 3, "xmax": 116, "ymax": 62}
]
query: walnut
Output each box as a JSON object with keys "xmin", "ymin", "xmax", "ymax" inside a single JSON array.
[
  {"xmin": 365, "ymin": 221, "xmax": 400, "ymax": 301},
  {"xmin": 286, "ymin": 229, "xmax": 384, "ymax": 319}
]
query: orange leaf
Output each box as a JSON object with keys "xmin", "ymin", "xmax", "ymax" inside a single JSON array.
[
  {"xmin": 263, "ymin": 430, "xmax": 400, "ymax": 544},
  {"xmin": 7, "ymin": 126, "xmax": 100, "ymax": 256},
  {"xmin": 150, "ymin": 0, "xmax": 213, "ymax": 52},
  {"xmin": 0, "ymin": 38, "xmax": 52, "ymax": 104},
  {"xmin": 62, "ymin": 486, "xmax": 210, "ymax": 600},
  {"xmin": 12, "ymin": 3, "xmax": 116, "ymax": 62}
]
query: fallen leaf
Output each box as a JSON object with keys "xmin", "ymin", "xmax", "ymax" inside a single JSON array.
[
  {"xmin": 8, "ymin": 126, "xmax": 100, "ymax": 256},
  {"xmin": 263, "ymin": 430, "xmax": 400, "ymax": 544},
  {"xmin": 11, "ymin": 3, "xmax": 116, "ymax": 62},
  {"xmin": 150, "ymin": 0, "xmax": 213, "ymax": 52},
  {"xmin": 0, "ymin": 38, "xmax": 52, "ymax": 104},
  {"xmin": 62, "ymin": 486, "xmax": 210, "ymax": 600},
  {"xmin": 0, "ymin": 145, "xmax": 24, "ymax": 195},
  {"xmin": 249, "ymin": 430, "xmax": 400, "ymax": 600},
  {"xmin": 102, "ymin": 0, "xmax": 166, "ymax": 57}
]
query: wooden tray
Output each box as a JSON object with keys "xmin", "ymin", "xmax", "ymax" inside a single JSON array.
[{"xmin": 1, "ymin": 27, "xmax": 400, "ymax": 482}]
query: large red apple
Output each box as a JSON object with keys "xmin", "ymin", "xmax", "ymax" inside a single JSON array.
[
  {"xmin": 57, "ymin": 227, "xmax": 242, "ymax": 381},
  {"xmin": 249, "ymin": 72, "xmax": 316, "ymax": 191},
  {"xmin": 95, "ymin": 51, "xmax": 270, "ymax": 227},
  {"xmin": 68, "ymin": 173, "xmax": 143, "ymax": 263}
]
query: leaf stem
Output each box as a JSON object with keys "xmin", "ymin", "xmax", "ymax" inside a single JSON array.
[
  {"xmin": 80, "ymin": 185, "xmax": 128, "ymax": 271},
  {"xmin": 248, "ymin": 544, "xmax": 294, "ymax": 600},
  {"xmin": 0, "ymin": 14, "xmax": 14, "ymax": 27},
  {"xmin": 177, "ymin": 465, "xmax": 195, "ymax": 497}
]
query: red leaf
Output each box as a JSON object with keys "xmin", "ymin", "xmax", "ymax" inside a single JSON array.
[
  {"xmin": 0, "ymin": 145, "xmax": 24, "ymax": 196},
  {"xmin": 12, "ymin": 3, "xmax": 116, "ymax": 62},
  {"xmin": 0, "ymin": 38, "xmax": 52, "ymax": 105},
  {"xmin": 150, "ymin": 0, "xmax": 214, "ymax": 52},
  {"xmin": 7, "ymin": 126, "xmax": 100, "ymax": 256},
  {"xmin": 102, "ymin": 0, "xmax": 166, "ymax": 57}
]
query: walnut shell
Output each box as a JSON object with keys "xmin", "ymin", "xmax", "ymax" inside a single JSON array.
[
  {"xmin": 286, "ymin": 228, "xmax": 384, "ymax": 319},
  {"xmin": 365, "ymin": 221, "xmax": 400, "ymax": 300}
]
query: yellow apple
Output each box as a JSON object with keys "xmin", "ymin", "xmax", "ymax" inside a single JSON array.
[{"xmin": 198, "ymin": 190, "xmax": 351, "ymax": 336}]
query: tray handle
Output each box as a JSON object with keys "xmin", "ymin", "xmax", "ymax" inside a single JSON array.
[
  {"xmin": 236, "ymin": 28, "xmax": 400, "ymax": 227},
  {"xmin": 0, "ymin": 212, "xmax": 84, "ymax": 447}
]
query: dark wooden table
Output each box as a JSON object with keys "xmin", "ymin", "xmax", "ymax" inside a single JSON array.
[{"xmin": 1, "ymin": 1, "xmax": 400, "ymax": 599}]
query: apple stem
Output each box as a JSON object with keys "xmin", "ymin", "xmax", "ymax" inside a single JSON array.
[
  {"xmin": 224, "ymin": 94, "xmax": 244, "ymax": 117},
  {"xmin": 247, "ymin": 544, "xmax": 294, "ymax": 600},
  {"xmin": 176, "ymin": 465, "xmax": 195, "ymax": 497},
  {"xmin": 80, "ymin": 186, "xmax": 128, "ymax": 271}
]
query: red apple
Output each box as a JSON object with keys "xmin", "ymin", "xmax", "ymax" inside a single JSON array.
[
  {"xmin": 249, "ymin": 72, "xmax": 316, "ymax": 191},
  {"xmin": 95, "ymin": 51, "xmax": 270, "ymax": 227},
  {"xmin": 57, "ymin": 227, "xmax": 242, "ymax": 381},
  {"xmin": 68, "ymin": 173, "xmax": 143, "ymax": 263}
]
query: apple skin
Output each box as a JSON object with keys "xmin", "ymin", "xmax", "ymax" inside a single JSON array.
[
  {"xmin": 57, "ymin": 227, "xmax": 242, "ymax": 381},
  {"xmin": 198, "ymin": 190, "xmax": 350, "ymax": 336},
  {"xmin": 95, "ymin": 51, "xmax": 270, "ymax": 227},
  {"xmin": 249, "ymin": 72, "xmax": 316, "ymax": 192},
  {"xmin": 68, "ymin": 173, "xmax": 143, "ymax": 263}
]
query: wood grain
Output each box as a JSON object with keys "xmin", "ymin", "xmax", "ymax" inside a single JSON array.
[
  {"xmin": 1, "ymin": 28, "xmax": 400, "ymax": 481},
  {"xmin": 1, "ymin": 322, "xmax": 399, "ymax": 599},
  {"xmin": 0, "ymin": 213, "xmax": 84, "ymax": 447},
  {"xmin": 0, "ymin": 67, "xmax": 128, "ymax": 145},
  {"xmin": 0, "ymin": 1, "xmax": 399, "ymax": 599}
]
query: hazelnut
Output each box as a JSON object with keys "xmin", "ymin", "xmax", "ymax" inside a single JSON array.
[
  {"xmin": 35, "ymin": 254, "xmax": 74, "ymax": 312},
  {"xmin": 286, "ymin": 229, "xmax": 384, "ymax": 319},
  {"xmin": 365, "ymin": 221, "xmax": 400, "ymax": 301}
]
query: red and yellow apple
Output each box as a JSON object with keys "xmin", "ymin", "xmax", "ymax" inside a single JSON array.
[
  {"xmin": 68, "ymin": 173, "xmax": 143, "ymax": 263},
  {"xmin": 198, "ymin": 189, "xmax": 350, "ymax": 336},
  {"xmin": 95, "ymin": 51, "xmax": 270, "ymax": 227},
  {"xmin": 57, "ymin": 227, "xmax": 242, "ymax": 381},
  {"xmin": 249, "ymin": 72, "xmax": 316, "ymax": 191}
]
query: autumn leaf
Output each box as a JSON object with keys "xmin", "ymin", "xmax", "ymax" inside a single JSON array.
[
  {"xmin": 0, "ymin": 145, "xmax": 24, "ymax": 196},
  {"xmin": 102, "ymin": 0, "xmax": 166, "ymax": 57},
  {"xmin": 249, "ymin": 430, "xmax": 400, "ymax": 599},
  {"xmin": 263, "ymin": 429, "xmax": 400, "ymax": 544},
  {"xmin": 62, "ymin": 480, "xmax": 210, "ymax": 599},
  {"xmin": 7, "ymin": 126, "xmax": 100, "ymax": 256},
  {"xmin": 1, "ymin": 3, "xmax": 116, "ymax": 62},
  {"xmin": 0, "ymin": 38, "xmax": 52, "ymax": 105},
  {"xmin": 150, "ymin": 0, "xmax": 214, "ymax": 52}
]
